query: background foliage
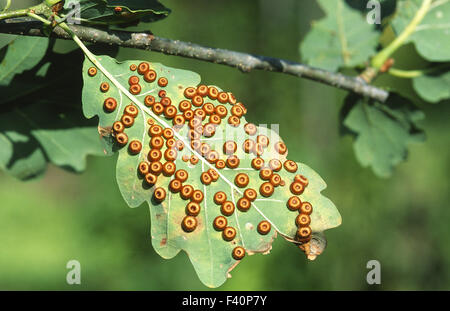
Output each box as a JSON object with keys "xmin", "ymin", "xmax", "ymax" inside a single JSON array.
[{"xmin": 0, "ymin": 0, "xmax": 449, "ymax": 290}]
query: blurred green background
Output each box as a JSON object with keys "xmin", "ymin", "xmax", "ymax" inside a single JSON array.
[{"xmin": 0, "ymin": 0, "xmax": 449, "ymax": 290}]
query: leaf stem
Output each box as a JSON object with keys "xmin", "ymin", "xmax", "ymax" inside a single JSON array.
[
  {"xmin": 0, "ymin": 3, "xmax": 50, "ymax": 21},
  {"xmin": 371, "ymin": 0, "xmax": 432, "ymax": 69},
  {"xmin": 1, "ymin": 0, "xmax": 11, "ymax": 13},
  {"xmin": 388, "ymin": 64, "xmax": 450, "ymax": 78},
  {"xmin": 27, "ymin": 12, "xmax": 51, "ymax": 26},
  {"xmin": 388, "ymin": 68, "xmax": 424, "ymax": 78},
  {"xmin": 0, "ymin": 8, "xmax": 29, "ymax": 20}
]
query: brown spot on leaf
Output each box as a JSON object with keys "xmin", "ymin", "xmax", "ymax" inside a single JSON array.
[
  {"xmin": 298, "ymin": 232, "xmax": 327, "ymax": 261},
  {"xmin": 98, "ymin": 126, "xmax": 112, "ymax": 137}
]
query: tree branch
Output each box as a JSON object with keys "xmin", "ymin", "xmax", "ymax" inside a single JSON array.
[{"xmin": 0, "ymin": 20, "xmax": 389, "ymax": 102}]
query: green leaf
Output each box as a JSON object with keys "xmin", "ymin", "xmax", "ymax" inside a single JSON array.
[
  {"xmin": 0, "ymin": 102, "xmax": 105, "ymax": 180},
  {"xmin": 342, "ymin": 94, "xmax": 425, "ymax": 177},
  {"xmin": 392, "ymin": 0, "xmax": 450, "ymax": 62},
  {"xmin": 0, "ymin": 36, "xmax": 48, "ymax": 86},
  {"xmin": 0, "ymin": 132, "xmax": 13, "ymax": 171},
  {"xmin": 63, "ymin": 0, "xmax": 170, "ymax": 26},
  {"xmin": 0, "ymin": 34, "xmax": 16, "ymax": 50},
  {"xmin": 0, "ymin": 37, "xmax": 107, "ymax": 180},
  {"xmin": 82, "ymin": 55, "xmax": 341, "ymax": 287},
  {"xmin": 413, "ymin": 70, "xmax": 450, "ymax": 103},
  {"xmin": 300, "ymin": 0, "xmax": 380, "ymax": 71}
]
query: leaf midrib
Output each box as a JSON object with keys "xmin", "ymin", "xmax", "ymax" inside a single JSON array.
[{"xmin": 336, "ymin": 0, "xmax": 350, "ymax": 66}]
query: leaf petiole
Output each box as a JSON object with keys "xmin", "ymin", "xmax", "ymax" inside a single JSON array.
[
  {"xmin": 388, "ymin": 68, "xmax": 424, "ymax": 78},
  {"xmin": 1, "ymin": 0, "xmax": 11, "ymax": 13},
  {"xmin": 0, "ymin": 3, "xmax": 51, "ymax": 21},
  {"xmin": 388, "ymin": 64, "xmax": 450, "ymax": 79},
  {"xmin": 0, "ymin": 8, "xmax": 29, "ymax": 20},
  {"xmin": 27, "ymin": 12, "xmax": 51, "ymax": 26}
]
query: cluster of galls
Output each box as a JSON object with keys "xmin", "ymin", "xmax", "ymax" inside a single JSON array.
[
  {"xmin": 217, "ymin": 133, "xmax": 313, "ymax": 244},
  {"xmin": 165, "ymin": 168, "xmax": 206, "ymax": 234},
  {"xmin": 135, "ymin": 69, "xmax": 248, "ymax": 136},
  {"xmin": 88, "ymin": 62, "xmax": 314, "ymax": 262},
  {"xmin": 141, "ymin": 123, "xmax": 185, "ymax": 184},
  {"xmin": 286, "ymin": 175, "xmax": 313, "ymax": 243},
  {"xmin": 213, "ymin": 190, "xmax": 271, "ymax": 230},
  {"xmin": 179, "ymin": 83, "xmax": 251, "ymax": 260}
]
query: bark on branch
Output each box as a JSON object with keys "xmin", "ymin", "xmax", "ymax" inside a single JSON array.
[{"xmin": 0, "ymin": 20, "xmax": 389, "ymax": 102}]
